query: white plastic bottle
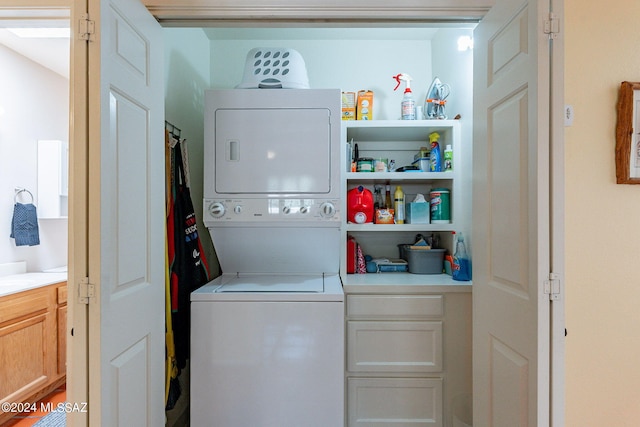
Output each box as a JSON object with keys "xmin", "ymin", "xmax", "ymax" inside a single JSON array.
[
  {"xmin": 444, "ymin": 144, "xmax": 453, "ymax": 171},
  {"xmin": 393, "ymin": 74, "xmax": 416, "ymax": 120},
  {"xmin": 401, "ymin": 89, "xmax": 416, "ymax": 120},
  {"xmin": 394, "ymin": 185, "xmax": 405, "ymax": 224}
]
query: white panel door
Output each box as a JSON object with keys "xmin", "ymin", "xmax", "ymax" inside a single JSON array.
[
  {"xmin": 87, "ymin": 0, "xmax": 164, "ymax": 425},
  {"xmin": 472, "ymin": 0, "xmax": 561, "ymax": 426}
]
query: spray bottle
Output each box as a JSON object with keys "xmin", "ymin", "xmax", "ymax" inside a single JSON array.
[
  {"xmin": 393, "ymin": 73, "xmax": 416, "ymax": 120},
  {"xmin": 429, "ymin": 132, "xmax": 442, "ymax": 172}
]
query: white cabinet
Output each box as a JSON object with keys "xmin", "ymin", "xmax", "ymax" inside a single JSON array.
[
  {"xmin": 344, "ymin": 289, "xmax": 471, "ymax": 427},
  {"xmin": 341, "ymin": 121, "xmax": 472, "ymax": 427}
]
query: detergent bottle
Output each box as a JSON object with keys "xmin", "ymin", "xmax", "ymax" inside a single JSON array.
[
  {"xmin": 429, "ymin": 132, "xmax": 442, "ymax": 172},
  {"xmin": 452, "ymin": 231, "xmax": 471, "ymax": 281},
  {"xmin": 393, "ymin": 73, "xmax": 416, "ymax": 120},
  {"xmin": 394, "ymin": 185, "xmax": 405, "ymax": 224},
  {"xmin": 347, "ymin": 186, "xmax": 374, "ymax": 224}
]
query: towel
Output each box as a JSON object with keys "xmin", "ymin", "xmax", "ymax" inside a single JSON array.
[{"xmin": 10, "ymin": 202, "xmax": 40, "ymax": 246}]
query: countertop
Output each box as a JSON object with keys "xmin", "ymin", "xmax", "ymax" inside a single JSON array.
[
  {"xmin": 0, "ymin": 272, "xmax": 68, "ymax": 298},
  {"xmin": 342, "ymin": 272, "xmax": 472, "ymax": 294}
]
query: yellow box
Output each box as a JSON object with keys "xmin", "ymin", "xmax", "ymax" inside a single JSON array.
[
  {"xmin": 357, "ymin": 90, "xmax": 374, "ymax": 120},
  {"xmin": 342, "ymin": 92, "xmax": 356, "ymax": 120}
]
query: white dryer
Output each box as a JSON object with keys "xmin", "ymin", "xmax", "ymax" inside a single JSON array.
[{"xmin": 191, "ymin": 89, "xmax": 344, "ymax": 427}]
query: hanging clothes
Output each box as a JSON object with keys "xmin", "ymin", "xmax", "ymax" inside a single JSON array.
[{"xmin": 166, "ymin": 129, "xmax": 210, "ymax": 374}]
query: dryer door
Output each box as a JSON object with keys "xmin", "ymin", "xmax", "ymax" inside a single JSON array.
[{"xmin": 214, "ymin": 107, "xmax": 331, "ymax": 194}]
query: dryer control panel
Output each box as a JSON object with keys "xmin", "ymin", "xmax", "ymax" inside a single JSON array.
[{"xmin": 204, "ymin": 198, "xmax": 340, "ymax": 225}]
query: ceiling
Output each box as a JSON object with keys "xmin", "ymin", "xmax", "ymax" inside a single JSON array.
[{"xmin": 0, "ymin": 12, "xmax": 70, "ymax": 79}]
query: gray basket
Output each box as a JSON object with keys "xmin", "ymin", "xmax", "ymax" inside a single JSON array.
[{"xmin": 400, "ymin": 246, "xmax": 446, "ymax": 274}]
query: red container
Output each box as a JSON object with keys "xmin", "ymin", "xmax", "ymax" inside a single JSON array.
[
  {"xmin": 347, "ymin": 186, "xmax": 374, "ymax": 224},
  {"xmin": 346, "ymin": 236, "xmax": 357, "ymax": 273}
]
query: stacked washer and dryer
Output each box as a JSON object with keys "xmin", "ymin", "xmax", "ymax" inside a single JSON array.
[{"xmin": 190, "ymin": 87, "xmax": 344, "ymax": 426}]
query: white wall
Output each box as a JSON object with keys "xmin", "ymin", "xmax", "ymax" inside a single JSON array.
[
  {"xmin": 163, "ymin": 28, "xmax": 218, "ymax": 276},
  {"xmin": 431, "ymin": 28, "xmax": 474, "ymax": 251},
  {"xmin": 208, "ymin": 28, "xmax": 439, "ymax": 120},
  {"xmin": 565, "ymin": 1, "xmax": 640, "ymax": 424},
  {"xmin": 0, "ymin": 44, "xmax": 68, "ymax": 272}
]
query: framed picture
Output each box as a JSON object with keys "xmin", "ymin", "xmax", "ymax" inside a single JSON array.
[{"xmin": 615, "ymin": 81, "xmax": 640, "ymax": 184}]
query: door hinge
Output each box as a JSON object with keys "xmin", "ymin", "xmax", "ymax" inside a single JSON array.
[
  {"xmin": 79, "ymin": 14, "xmax": 95, "ymax": 42},
  {"xmin": 544, "ymin": 13, "xmax": 560, "ymax": 39},
  {"xmin": 78, "ymin": 277, "xmax": 96, "ymax": 304},
  {"xmin": 544, "ymin": 273, "xmax": 561, "ymax": 301}
]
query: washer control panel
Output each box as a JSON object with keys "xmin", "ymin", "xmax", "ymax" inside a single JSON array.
[{"xmin": 204, "ymin": 198, "xmax": 340, "ymax": 223}]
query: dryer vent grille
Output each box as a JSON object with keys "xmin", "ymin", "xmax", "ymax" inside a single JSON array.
[{"xmin": 236, "ymin": 48, "xmax": 310, "ymax": 89}]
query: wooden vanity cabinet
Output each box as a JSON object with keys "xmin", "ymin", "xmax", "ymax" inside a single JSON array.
[{"xmin": 0, "ymin": 281, "xmax": 67, "ymax": 424}]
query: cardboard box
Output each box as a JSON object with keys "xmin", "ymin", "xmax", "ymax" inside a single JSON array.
[
  {"xmin": 342, "ymin": 92, "xmax": 356, "ymax": 120},
  {"xmin": 405, "ymin": 202, "xmax": 429, "ymax": 224},
  {"xmin": 357, "ymin": 90, "xmax": 374, "ymax": 120}
]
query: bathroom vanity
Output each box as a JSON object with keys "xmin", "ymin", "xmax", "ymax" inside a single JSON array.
[{"xmin": 0, "ymin": 276, "xmax": 67, "ymax": 424}]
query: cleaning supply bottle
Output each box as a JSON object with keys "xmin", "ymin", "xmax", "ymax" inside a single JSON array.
[
  {"xmin": 374, "ymin": 185, "xmax": 383, "ymax": 209},
  {"xmin": 393, "ymin": 73, "xmax": 416, "ymax": 120},
  {"xmin": 444, "ymin": 144, "xmax": 453, "ymax": 172},
  {"xmin": 429, "ymin": 132, "xmax": 442, "ymax": 172},
  {"xmin": 385, "ymin": 184, "xmax": 392, "ymax": 209},
  {"xmin": 394, "ymin": 185, "xmax": 405, "ymax": 224},
  {"xmin": 452, "ymin": 231, "xmax": 471, "ymax": 281}
]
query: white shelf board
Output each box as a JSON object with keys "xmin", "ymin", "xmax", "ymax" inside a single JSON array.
[
  {"xmin": 346, "ymin": 172, "xmax": 454, "ymax": 181},
  {"xmin": 345, "ymin": 223, "xmax": 454, "ymax": 232},
  {"xmin": 342, "ymin": 272, "xmax": 472, "ymax": 293}
]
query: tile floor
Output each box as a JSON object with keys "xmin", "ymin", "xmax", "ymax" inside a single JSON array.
[{"xmin": 1, "ymin": 386, "xmax": 66, "ymax": 427}]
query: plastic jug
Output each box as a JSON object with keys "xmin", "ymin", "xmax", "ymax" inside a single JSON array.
[{"xmin": 347, "ymin": 186, "xmax": 374, "ymax": 224}]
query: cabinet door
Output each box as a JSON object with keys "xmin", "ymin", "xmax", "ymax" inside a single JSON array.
[
  {"xmin": 56, "ymin": 284, "xmax": 67, "ymax": 376},
  {"xmin": 57, "ymin": 304, "xmax": 67, "ymax": 376},
  {"xmin": 348, "ymin": 321, "xmax": 442, "ymax": 373},
  {"xmin": 348, "ymin": 377, "xmax": 443, "ymax": 427}
]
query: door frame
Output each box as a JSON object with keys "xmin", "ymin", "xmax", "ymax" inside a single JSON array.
[{"xmin": 0, "ymin": 1, "xmax": 564, "ymax": 426}]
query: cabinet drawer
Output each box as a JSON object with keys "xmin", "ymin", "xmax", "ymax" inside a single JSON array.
[
  {"xmin": 348, "ymin": 377, "xmax": 443, "ymax": 427},
  {"xmin": 347, "ymin": 295, "xmax": 443, "ymax": 319},
  {"xmin": 0, "ymin": 288, "xmax": 48, "ymax": 325},
  {"xmin": 348, "ymin": 321, "xmax": 442, "ymax": 373},
  {"xmin": 57, "ymin": 284, "xmax": 67, "ymax": 305}
]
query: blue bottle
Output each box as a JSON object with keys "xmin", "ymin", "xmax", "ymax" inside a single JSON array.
[
  {"xmin": 429, "ymin": 132, "xmax": 442, "ymax": 172},
  {"xmin": 452, "ymin": 232, "xmax": 471, "ymax": 281}
]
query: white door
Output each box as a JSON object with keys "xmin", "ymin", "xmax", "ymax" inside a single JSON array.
[
  {"xmin": 472, "ymin": 0, "xmax": 563, "ymax": 426},
  {"xmin": 86, "ymin": 0, "xmax": 165, "ymax": 425}
]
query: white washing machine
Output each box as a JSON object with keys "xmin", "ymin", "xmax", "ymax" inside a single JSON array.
[{"xmin": 191, "ymin": 89, "xmax": 344, "ymax": 427}]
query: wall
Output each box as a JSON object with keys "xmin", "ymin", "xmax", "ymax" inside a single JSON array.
[
  {"xmin": 565, "ymin": 1, "xmax": 640, "ymax": 425},
  {"xmin": 431, "ymin": 28, "xmax": 474, "ymax": 249},
  {"xmin": 208, "ymin": 28, "xmax": 437, "ymax": 120},
  {"xmin": 0, "ymin": 44, "xmax": 68, "ymax": 272},
  {"xmin": 163, "ymin": 28, "xmax": 218, "ymax": 277}
]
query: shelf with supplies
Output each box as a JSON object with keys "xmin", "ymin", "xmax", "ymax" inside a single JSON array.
[{"xmin": 340, "ymin": 119, "xmax": 469, "ymax": 287}]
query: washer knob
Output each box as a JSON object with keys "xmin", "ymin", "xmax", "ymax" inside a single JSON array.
[
  {"xmin": 282, "ymin": 206, "xmax": 291, "ymax": 214},
  {"xmin": 320, "ymin": 202, "xmax": 336, "ymax": 218},
  {"xmin": 209, "ymin": 202, "xmax": 225, "ymax": 218},
  {"xmin": 233, "ymin": 205, "xmax": 242, "ymax": 214},
  {"xmin": 300, "ymin": 206, "xmax": 309, "ymax": 214}
]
